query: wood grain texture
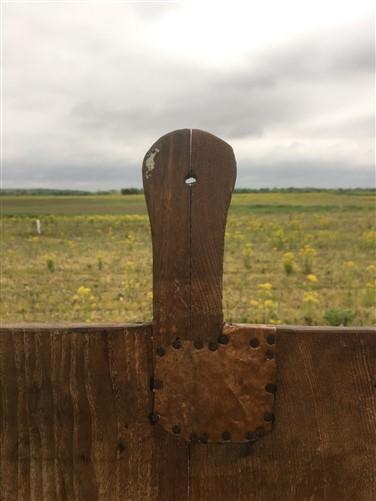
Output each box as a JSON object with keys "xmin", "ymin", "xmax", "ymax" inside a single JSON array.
[
  {"xmin": 189, "ymin": 328, "xmax": 376, "ymax": 501},
  {"xmin": 143, "ymin": 129, "xmax": 236, "ymax": 346},
  {"xmin": 142, "ymin": 130, "xmax": 192, "ymax": 498},
  {"xmin": 190, "ymin": 130, "xmax": 236, "ymax": 341},
  {"xmin": 0, "ymin": 325, "xmax": 375, "ymax": 500},
  {"xmin": 143, "ymin": 129, "xmax": 191, "ymax": 346},
  {"xmin": 0, "ymin": 324, "xmax": 189, "ymax": 501}
]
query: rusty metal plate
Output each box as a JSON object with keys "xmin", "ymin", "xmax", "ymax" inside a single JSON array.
[{"xmin": 153, "ymin": 324, "xmax": 277, "ymax": 443}]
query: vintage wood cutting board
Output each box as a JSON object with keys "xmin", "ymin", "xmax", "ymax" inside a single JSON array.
[{"xmin": 143, "ymin": 129, "xmax": 277, "ymax": 444}]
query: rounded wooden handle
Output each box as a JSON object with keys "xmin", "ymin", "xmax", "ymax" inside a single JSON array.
[{"xmin": 143, "ymin": 129, "xmax": 236, "ymax": 345}]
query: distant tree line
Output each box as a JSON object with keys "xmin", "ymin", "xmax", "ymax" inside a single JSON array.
[
  {"xmin": 0, "ymin": 188, "xmax": 118, "ymax": 196},
  {"xmin": 1, "ymin": 187, "xmax": 374, "ymax": 196},
  {"xmin": 120, "ymin": 188, "xmax": 143, "ymax": 195},
  {"xmin": 120, "ymin": 187, "xmax": 376, "ymax": 195},
  {"xmin": 233, "ymin": 187, "xmax": 376, "ymax": 195}
]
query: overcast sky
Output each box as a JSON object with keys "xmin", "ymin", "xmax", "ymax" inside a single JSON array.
[{"xmin": 3, "ymin": 1, "xmax": 375, "ymax": 189}]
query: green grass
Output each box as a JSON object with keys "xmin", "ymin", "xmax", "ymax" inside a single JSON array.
[
  {"xmin": 1, "ymin": 193, "xmax": 375, "ymax": 326},
  {"xmin": 0, "ymin": 195, "xmax": 147, "ymax": 216}
]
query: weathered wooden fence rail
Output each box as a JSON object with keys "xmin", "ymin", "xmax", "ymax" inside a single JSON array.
[{"xmin": 1, "ymin": 323, "xmax": 375, "ymax": 500}]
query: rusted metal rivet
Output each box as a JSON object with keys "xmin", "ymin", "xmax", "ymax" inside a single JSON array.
[
  {"xmin": 172, "ymin": 425, "xmax": 181, "ymax": 435},
  {"xmin": 148, "ymin": 412, "xmax": 159, "ymax": 425},
  {"xmin": 190, "ymin": 433, "xmax": 199, "ymax": 444},
  {"xmin": 264, "ymin": 412, "xmax": 274, "ymax": 423},
  {"xmin": 200, "ymin": 433, "xmax": 209, "ymax": 444},
  {"xmin": 222, "ymin": 431, "xmax": 231, "ymax": 441},
  {"xmin": 194, "ymin": 339, "xmax": 204, "ymax": 350},
  {"xmin": 265, "ymin": 350, "xmax": 274, "ymax": 360},
  {"xmin": 208, "ymin": 341, "xmax": 218, "ymax": 351},
  {"xmin": 172, "ymin": 339, "xmax": 182, "ymax": 349},
  {"xmin": 150, "ymin": 377, "xmax": 163, "ymax": 390},
  {"xmin": 265, "ymin": 383, "xmax": 277, "ymax": 394},
  {"xmin": 156, "ymin": 346, "xmax": 166, "ymax": 357},
  {"xmin": 245, "ymin": 431, "xmax": 257, "ymax": 442},
  {"xmin": 256, "ymin": 426, "xmax": 265, "ymax": 437},
  {"xmin": 266, "ymin": 334, "xmax": 276, "ymax": 345},
  {"xmin": 250, "ymin": 337, "xmax": 259, "ymax": 348},
  {"xmin": 218, "ymin": 334, "xmax": 229, "ymax": 345}
]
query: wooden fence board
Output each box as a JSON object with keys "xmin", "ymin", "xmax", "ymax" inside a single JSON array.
[
  {"xmin": 143, "ymin": 129, "xmax": 236, "ymax": 345},
  {"xmin": 1, "ymin": 324, "xmax": 375, "ymax": 500},
  {"xmin": 0, "ymin": 324, "xmax": 189, "ymax": 501},
  {"xmin": 189, "ymin": 328, "xmax": 376, "ymax": 501},
  {"xmin": 143, "ymin": 129, "xmax": 192, "ymax": 346}
]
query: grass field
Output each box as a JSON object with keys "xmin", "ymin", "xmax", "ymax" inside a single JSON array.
[{"xmin": 1, "ymin": 192, "xmax": 375, "ymax": 326}]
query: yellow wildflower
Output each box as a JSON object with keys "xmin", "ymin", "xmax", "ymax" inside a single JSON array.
[
  {"xmin": 258, "ymin": 283, "xmax": 272, "ymax": 291},
  {"xmin": 282, "ymin": 252, "xmax": 295, "ymax": 275},
  {"xmin": 300, "ymin": 245, "xmax": 316, "ymax": 256},
  {"xmin": 306, "ymin": 274, "xmax": 318, "ymax": 283},
  {"xmin": 362, "ymin": 231, "xmax": 376, "ymax": 248},
  {"xmin": 77, "ymin": 286, "xmax": 91, "ymax": 296},
  {"xmin": 367, "ymin": 264, "xmax": 376, "ymax": 274},
  {"xmin": 263, "ymin": 299, "xmax": 275, "ymax": 308},
  {"xmin": 283, "ymin": 252, "xmax": 294, "ymax": 260},
  {"xmin": 303, "ymin": 291, "xmax": 319, "ymax": 305}
]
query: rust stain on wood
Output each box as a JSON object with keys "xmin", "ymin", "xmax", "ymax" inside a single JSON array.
[{"xmin": 154, "ymin": 325, "xmax": 277, "ymax": 443}]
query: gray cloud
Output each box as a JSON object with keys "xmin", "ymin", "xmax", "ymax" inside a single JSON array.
[
  {"xmin": 6, "ymin": 160, "xmax": 374, "ymax": 191},
  {"xmin": 64, "ymin": 17, "xmax": 376, "ymax": 142},
  {"xmin": 238, "ymin": 163, "xmax": 375, "ymax": 189},
  {"xmin": 3, "ymin": 4, "xmax": 375, "ymax": 189}
]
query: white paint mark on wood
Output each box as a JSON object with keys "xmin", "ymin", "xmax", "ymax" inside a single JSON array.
[{"xmin": 144, "ymin": 148, "xmax": 160, "ymax": 179}]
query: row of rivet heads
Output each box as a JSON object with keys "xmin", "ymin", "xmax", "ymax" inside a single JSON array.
[
  {"xmin": 149, "ymin": 332, "xmax": 276, "ymax": 441},
  {"xmin": 148, "ymin": 414, "xmax": 275, "ymax": 443},
  {"xmin": 156, "ymin": 332, "xmax": 276, "ymax": 357}
]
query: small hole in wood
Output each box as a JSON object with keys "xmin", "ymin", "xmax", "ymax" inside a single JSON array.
[
  {"xmin": 156, "ymin": 346, "xmax": 166, "ymax": 357},
  {"xmin": 150, "ymin": 377, "xmax": 163, "ymax": 390},
  {"xmin": 245, "ymin": 431, "xmax": 257, "ymax": 442},
  {"xmin": 250, "ymin": 338, "xmax": 259, "ymax": 348},
  {"xmin": 148, "ymin": 412, "xmax": 160, "ymax": 425},
  {"xmin": 264, "ymin": 412, "xmax": 274, "ymax": 423},
  {"xmin": 208, "ymin": 341, "xmax": 218, "ymax": 351},
  {"xmin": 172, "ymin": 338, "xmax": 182, "ymax": 349},
  {"xmin": 194, "ymin": 339, "xmax": 204, "ymax": 350},
  {"xmin": 266, "ymin": 334, "xmax": 276, "ymax": 345},
  {"xmin": 265, "ymin": 350, "xmax": 274, "ymax": 360},
  {"xmin": 185, "ymin": 175, "xmax": 197, "ymax": 186}
]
